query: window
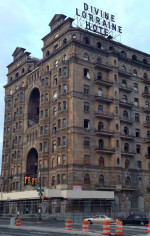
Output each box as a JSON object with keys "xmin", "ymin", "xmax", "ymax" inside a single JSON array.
[
  {"xmin": 40, "ymin": 143, "xmax": 42, "ymax": 151},
  {"xmin": 116, "ymin": 140, "xmax": 119, "ymax": 148},
  {"xmin": 115, "ymin": 106, "xmax": 118, "ymax": 113},
  {"xmin": 121, "ymin": 65, "xmax": 126, "ymax": 72},
  {"xmin": 45, "ymin": 77, "xmax": 49, "ymax": 86},
  {"xmin": 53, "ymin": 76, "xmax": 57, "ymax": 87},
  {"xmin": 98, "ymin": 88, "xmax": 103, "ymax": 96},
  {"xmin": 134, "ymin": 98, "xmax": 139, "ymax": 106},
  {"xmin": 132, "ymin": 55, "xmax": 137, "ymax": 61},
  {"xmin": 99, "ymin": 139, "xmax": 104, "ymax": 149},
  {"xmin": 146, "ymin": 116, "xmax": 150, "ymax": 124},
  {"xmin": 84, "ymin": 119, "xmax": 90, "ymax": 129},
  {"xmin": 40, "ymin": 126, "xmax": 43, "ymax": 135},
  {"xmin": 57, "ymin": 137, "xmax": 61, "ymax": 146},
  {"xmin": 62, "ymin": 136, "xmax": 66, "ymax": 146},
  {"xmin": 137, "ymin": 161, "xmax": 142, "ymax": 169},
  {"xmin": 46, "ymin": 50, "xmax": 50, "ymax": 56},
  {"xmin": 125, "ymin": 160, "xmax": 130, "ymax": 169},
  {"xmin": 97, "ymin": 42, "xmax": 102, "ymax": 49},
  {"xmin": 57, "ymin": 155, "xmax": 61, "ymax": 165},
  {"xmin": 63, "ymin": 67, "xmax": 67, "ymax": 76},
  {"xmin": 120, "ymin": 51, "xmax": 126, "ymax": 58},
  {"xmin": 84, "ymin": 137, "xmax": 90, "ymax": 147},
  {"xmin": 124, "ymin": 143, "xmax": 129, "ymax": 152},
  {"xmin": 84, "ymin": 102, "xmax": 89, "ymax": 112},
  {"xmin": 41, "ymin": 94, "xmax": 44, "ymax": 103},
  {"xmin": 133, "ymin": 83, "xmax": 138, "ymax": 92},
  {"xmin": 20, "ymin": 107, "xmax": 23, "ymax": 114},
  {"xmin": 45, "ymin": 93, "xmax": 49, "ymax": 102},
  {"xmin": 84, "ymin": 155, "xmax": 90, "ymax": 165},
  {"xmin": 136, "ymin": 145, "xmax": 141, "ymax": 153},
  {"xmin": 44, "ymin": 142, "xmax": 48, "ymax": 151},
  {"xmin": 52, "ymin": 141, "xmax": 56, "ymax": 153},
  {"xmin": 41, "ymin": 78, "xmax": 44, "ymax": 86},
  {"xmin": 135, "ymin": 113, "xmax": 139, "ymax": 122},
  {"xmin": 72, "ymin": 34, "xmax": 76, "ymax": 39},
  {"xmin": 58, "ymin": 102, "xmax": 61, "ymax": 111},
  {"xmin": 83, "ymin": 53, "xmax": 89, "ymax": 61},
  {"xmin": 84, "ymin": 85, "xmax": 89, "ymax": 94},
  {"xmin": 18, "ymin": 136, "xmax": 21, "ymax": 145},
  {"xmin": 58, "ymin": 85, "xmax": 61, "ymax": 94},
  {"xmin": 147, "ymin": 131, "xmax": 150, "ymax": 139},
  {"xmin": 124, "ymin": 126, "xmax": 129, "ymax": 135},
  {"xmin": 99, "ymin": 156, "xmax": 104, "ymax": 166},
  {"xmin": 63, "ymin": 84, "xmax": 67, "ymax": 93},
  {"xmin": 53, "ymin": 107, "xmax": 57, "ymax": 116},
  {"xmin": 98, "ymin": 122, "xmax": 103, "ymax": 131},
  {"xmin": 52, "ymin": 176, "xmax": 55, "ymax": 186},
  {"xmin": 83, "ymin": 37, "xmax": 90, "ymax": 44},
  {"xmin": 136, "ymin": 129, "xmax": 140, "ymax": 137},
  {"xmin": 62, "ymin": 174, "xmax": 66, "ymax": 184},
  {"xmin": 145, "ymin": 86, "xmax": 149, "ymax": 93},
  {"xmin": 54, "ymin": 60, "xmax": 58, "ymax": 67},
  {"xmin": 145, "ymin": 101, "xmax": 149, "ymax": 108},
  {"xmin": 98, "ymin": 105, "xmax": 103, "ymax": 114},
  {"xmin": 53, "ymin": 91, "xmax": 57, "ymax": 102},
  {"xmin": 97, "ymin": 72, "xmax": 102, "ymax": 80},
  {"xmin": 57, "ymin": 174, "xmax": 60, "ymax": 184},
  {"xmin": 63, "ymin": 101, "xmax": 66, "ymax": 110},
  {"xmin": 84, "ymin": 68, "xmax": 90, "ymax": 79},
  {"xmin": 98, "ymin": 175, "xmax": 105, "ymax": 187},
  {"xmin": 63, "ymin": 118, "xmax": 66, "ymax": 128},
  {"xmin": 52, "ymin": 124, "xmax": 56, "ymax": 135},
  {"xmin": 54, "ymin": 44, "xmax": 58, "ymax": 50},
  {"xmin": 133, "ymin": 69, "xmax": 137, "ymax": 76},
  {"xmin": 125, "ymin": 176, "xmax": 131, "ymax": 186},
  {"xmin": 144, "ymin": 73, "xmax": 148, "ymax": 79},
  {"xmin": 84, "ymin": 174, "xmax": 90, "ymax": 184},
  {"xmin": 63, "ymin": 38, "xmax": 67, "ymax": 44},
  {"xmin": 58, "ymin": 119, "xmax": 61, "ymax": 129},
  {"xmin": 62, "ymin": 155, "xmax": 66, "ymax": 164},
  {"xmin": 45, "ymin": 109, "xmax": 48, "ymax": 118},
  {"xmin": 97, "ymin": 58, "xmax": 102, "ymax": 63},
  {"xmin": 122, "ymin": 95, "xmax": 127, "ymax": 103},
  {"xmin": 122, "ymin": 80, "xmax": 127, "ymax": 87}
]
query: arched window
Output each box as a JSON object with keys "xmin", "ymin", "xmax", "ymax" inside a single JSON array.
[
  {"xmin": 122, "ymin": 80, "xmax": 127, "ymax": 87},
  {"xmin": 97, "ymin": 58, "xmax": 102, "ymax": 63},
  {"xmin": 143, "ymin": 59, "xmax": 147, "ymax": 64},
  {"xmin": 125, "ymin": 176, "xmax": 131, "ymax": 186},
  {"xmin": 144, "ymin": 73, "xmax": 148, "ymax": 79},
  {"xmin": 146, "ymin": 116, "xmax": 150, "ymax": 123},
  {"xmin": 52, "ymin": 176, "xmax": 55, "ymax": 186},
  {"xmin": 99, "ymin": 175, "xmax": 104, "ymax": 186},
  {"xmin": 57, "ymin": 155, "xmax": 61, "ymax": 165},
  {"xmin": 124, "ymin": 126, "xmax": 129, "ymax": 135},
  {"xmin": 54, "ymin": 60, "xmax": 58, "ymax": 67},
  {"xmin": 145, "ymin": 101, "xmax": 149, "ymax": 108},
  {"xmin": 98, "ymin": 105, "xmax": 103, "ymax": 114},
  {"xmin": 99, "ymin": 157, "xmax": 104, "ymax": 166},
  {"xmin": 109, "ymin": 46, "xmax": 115, "ymax": 51},
  {"xmin": 97, "ymin": 72, "xmax": 102, "ymax": 80},
  {"xmin": 99, "ymin": 139, "xmax": 104, "ymax": 149},
  {"xmin": 97, "ymin": 42, "xmax": 102, "ymax": 49},
  {"xmin": 145, "ymin": 86, "xmax": 149, "ymax": 93},
  {"xmin": 124, "ymin": 143, "xmax": 129, "ymax": 152},
  {"xmin": 83, "ymin": 37, "xmax": 90, "ymax": 44},
  {"xmin": 122, "ymin": 95, "xmax": 127, "ymax": 103},
  {"xmin": 28, "ymin": 88, "xmax": 40, "ymax": 127},
  {"xmin": 121, "ymin": 65, "xmax": 126, "ymax": 72},
  {"xmin": 123, "ymin": 111, "xmax": 128, "ymax": 120},
  {"xmin": 46, "ymin": 50, "xmax": 50, "ymax": 56},
  {"xmin": 63, "ymin": 38, "xmax": 67, "ymax": 44},
  {"xmin": 133, "ymin": 69, "xmax": 137, "ymax": 76},
  {"xmin": 98, "ymin": 122, "xmax": 103, "ymax": 131},
  {"xmin": 83, "ymin": 53, "xmax": 89, "ymax": 61},
  {"xmin": 84, "ymin": 174, "xmax": 90, "ymax": 184},
  {"xmin": 132, "ymin": 55, "xmax": 137, "ymax": 60},
  {"xmin": 98, "ymin": 88, "xmax": 103, "ymax": 96},
  {"xmin": 53, "ymin": 107, "xmax": 57, "ymax": 116},
  {"xmin": 120, "ymin": 51, "xmax": 127, "ymax": 58},
  {"xmin": 57, "ymin": 174, "xmax": 60, "ymax": 184}
]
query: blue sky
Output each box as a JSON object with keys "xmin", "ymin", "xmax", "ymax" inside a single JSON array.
[{"xmin": 0, "ymin": 0, "xmax": 150, "ymax": 170}]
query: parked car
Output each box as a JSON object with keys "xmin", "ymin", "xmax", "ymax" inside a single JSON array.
[
  {"xmin": 121, "ymin": 215, "xmax": 149, "ymax": 225},
  {"xmin": 84, "ymin": 215, "xmax": 114, "ymax": 224}
]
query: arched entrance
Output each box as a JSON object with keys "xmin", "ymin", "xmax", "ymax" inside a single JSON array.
[
  {"xmin": 28, "ymin": 88, "xmax": 40, "ymax": 127},
  {"xmin": 26, "ymin": 148, "xmax": 38, "ymax": 177}
]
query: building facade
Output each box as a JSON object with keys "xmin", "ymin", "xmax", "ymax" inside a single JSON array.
[{"xmin": 1, "ymin": 14, "xmax": 150, "ymax": 211}]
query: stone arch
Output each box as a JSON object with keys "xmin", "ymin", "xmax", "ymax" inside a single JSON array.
[
  {"xmin": 26, "ymin": 148, "xmax": 38, "ymax": 176},
  {"xmin": 28, "ymin": 87, "xmax": 40, "ymax": 127}
]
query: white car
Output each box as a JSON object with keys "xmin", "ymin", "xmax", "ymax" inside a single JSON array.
[{"xmin": 84, "ymin": 215, "xmax": 114, "ymax": 224}]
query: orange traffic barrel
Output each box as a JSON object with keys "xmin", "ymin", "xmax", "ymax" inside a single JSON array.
[
  {"xmin": 16, "ymin": 218, "xmax": 21, "ymax": 226},
  {"xmin": 65, "ymin": 219, "xmax": 72, "ymax": 230},
  {"xmin": 103, "ymin": 220, "xmax": 111, "ymax": 235},
  {"xmin": 82, "ymin": 220, "xmax": 89, "ymax": 232},
  {"xmin": 115, "ymin": 220, "xmax": 123, "ymax": 235},
  {"xmin": 148, "ymin": 222, "xmax": 150, "ymax": 235}
]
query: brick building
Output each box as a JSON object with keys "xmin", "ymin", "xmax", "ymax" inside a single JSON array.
[{"xmin": 1, "ymin": 14, "xmax": 150, "ymax": 212}]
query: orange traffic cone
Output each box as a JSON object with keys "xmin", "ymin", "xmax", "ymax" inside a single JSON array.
[
  {"xmin": 16, "ymin": 219, "xmax": 21, "ymax": 226},
  {"xmin": 82, "ymin": 220, "xmax": 89, "ymax": 232},
  {"xmin": 148, "ymin": 223, "xmax": 150, "ymax": 235},
  {"xmin": 115, "ymin": 220, "xmax": 123, "ymax": 235},
  {"xmin": 65, "ymin": 219, "xmax": 72, "ymax": 230},
  {"xmin": 103, "ymin": 220, "xmax": 111, "ymax": 235}
]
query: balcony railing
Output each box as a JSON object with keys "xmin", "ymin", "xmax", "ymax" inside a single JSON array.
[
  {"xmin": 95, "ymin": 95, "xmax": 114, "ymax": 103},
  {"xmin": 94, "ymin": 78, "xmax": 113, "ymax": 87},
  {"xmin": 95, "ymin": 112, "xmax": 114, "ymax": 119},
  {"xmin": 142, "ymin": 78, "xmax": 150, "ymax": 84},
  {"xmin": 95, "ymin": 129, "xmax": 115, "ymax": 136},
  {"xmin": 94, "ymin": 63, "xmax": 112, "ymax": 71},
  {"xmin": 142, "ymin": 91, "xmax": 150, "ymax": 98},
  {"xmin": 120, "ymin": 133, "xmax": 135, "ymax": 140},
  {"xmin": 121, "ymin": 150, "xmax": 135, "ymax": 156},
  {"xmin": 119, "ymin": 100, "xmax": 133, "ymax": 107},
  {"xmin": 145, "ymin": 153, "xmax": 150, "ymax": 159},
  {"xmin": 96, "ymin": 147, "xmax": 115, "ymax": 154},
  {"xmin": 143, "ymin": 121, "xmax": 150, "ymax": 127},
  {"xmin": 119, "ymin": 85, "xmax": 133, "ymax": 92},
  {"xmin": 120, "ymin": 117, "xmax": 133, "ymax": 123},
  {"xmin": 118, "ymin": 70, "xmax": 131, "ymax": 78},
  {"xmin": 142, "ymin": 107, "xmax": 150, "ymax": 113},
  {"xmin": 144, "ymin": 138, "xmax": 150, "ymax": 143}
]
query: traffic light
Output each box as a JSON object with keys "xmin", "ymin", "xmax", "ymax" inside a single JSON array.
[{"xmin": 32, "ymin": 178, "xmax": 35, "ymax": 186}]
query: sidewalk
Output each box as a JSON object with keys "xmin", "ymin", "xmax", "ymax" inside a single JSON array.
[{"xmin": 0, "ymin": 220, "xmax": 103, "ymax": 235}]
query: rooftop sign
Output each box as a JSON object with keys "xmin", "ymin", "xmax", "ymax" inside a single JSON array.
[{"xmin": 75, "ymin": 3, "xmax": 122, "ymax": 40}]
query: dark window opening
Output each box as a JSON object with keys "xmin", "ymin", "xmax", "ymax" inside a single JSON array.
[
  {"xmin": 28, "ymin": 88, "xmax": 40, "ymax": 127},
  {"xmin": 26, "ymin": 148, "xmax": 38, "ymax": 177}
]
